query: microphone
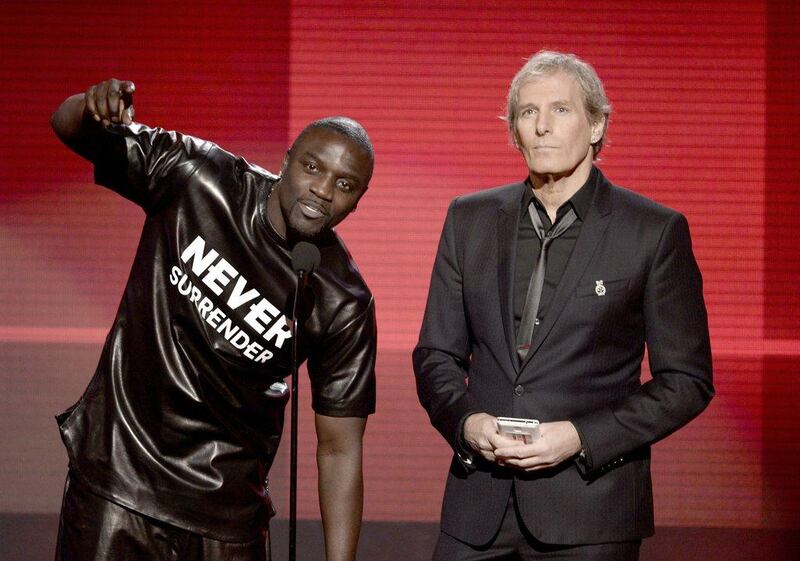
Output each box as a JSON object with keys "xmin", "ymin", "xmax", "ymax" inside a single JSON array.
[{"xmin": 291, "ymin": 241, "xmax": 321, "ymax": 276}]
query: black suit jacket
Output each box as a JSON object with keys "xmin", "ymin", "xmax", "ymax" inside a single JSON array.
[{"xmin": 413, "ymin": 168, "xmax": 713, "ymax": 546}]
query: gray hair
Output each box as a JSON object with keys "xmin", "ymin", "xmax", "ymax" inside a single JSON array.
[{"xmin": 505, "ymin": 50, "xmax": 611, "ymax": 157}]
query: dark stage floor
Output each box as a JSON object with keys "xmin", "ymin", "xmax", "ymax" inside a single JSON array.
[{"xmin": 2, "ymin": 514, "xmax": 798, "ymax": 561}]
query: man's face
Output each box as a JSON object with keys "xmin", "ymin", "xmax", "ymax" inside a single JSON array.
[
  {"xmin": 268, "ymin": 127, "xmax": 372, "ymax": 240},
  {"xmin": 514, "ymin": 71, "xmax": 604, "ymax": 179}
]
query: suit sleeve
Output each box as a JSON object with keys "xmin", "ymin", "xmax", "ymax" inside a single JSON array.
[
  {"xmin": 571, "ymin": 212, "xmax": 714, "ymax": 473},
  {"xmin": 413, "ymin": 199, "xmax": 482, "ymax": 459}
]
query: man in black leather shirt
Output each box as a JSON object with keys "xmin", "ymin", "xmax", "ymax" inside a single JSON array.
[{"xmin": 51, "ymin": 78, "xmax": 377, "ymax": 561}]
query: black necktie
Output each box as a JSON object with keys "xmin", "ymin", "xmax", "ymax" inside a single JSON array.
[{"xmin": 516, "ymin": 203, "xmax": 577, "ymax": 361}]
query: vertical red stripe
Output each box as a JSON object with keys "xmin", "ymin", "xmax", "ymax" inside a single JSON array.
[
  {"xmin": 763, "ymin": 0, "xmax": 800, "ymax": 525},
  {"xmin": 765, "ymin": 0, "xmax": 800, "ymax": 339}
]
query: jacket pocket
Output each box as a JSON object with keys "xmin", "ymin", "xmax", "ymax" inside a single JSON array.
[{"xmin": 575, "ymin": 277, "xmax": 630, "ymax": 298}]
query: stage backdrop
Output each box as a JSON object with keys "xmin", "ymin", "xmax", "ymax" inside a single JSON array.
[{"xmin": 1, "ymin": 0, "xmax": 798, "ymax": 544}]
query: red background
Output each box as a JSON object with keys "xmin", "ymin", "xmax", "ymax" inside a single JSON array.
[{"xmin": 1, "ymin": 0, "xmax": 798, "ymax": 532}]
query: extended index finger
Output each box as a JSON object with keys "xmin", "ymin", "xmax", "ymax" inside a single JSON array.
[
  {"xmin": 107, "ymin": 79, "xmax": 134, "ymax": 123},
  {"xmin": 119, "ymin": 81, "xmax": 135, "ymax": 124},
  {"xmin": 116, "ymin": 80, "xmax": 136, "ymax": 107}
]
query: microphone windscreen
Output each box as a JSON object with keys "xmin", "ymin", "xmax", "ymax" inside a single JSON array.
[{"xmin": 291, "ymin": 241, "xmax": 321, "ymax": 275}]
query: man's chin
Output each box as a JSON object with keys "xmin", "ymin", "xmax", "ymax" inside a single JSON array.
[{"xmin": 286, "ymin": 219, "xmax": 328, "ymax": 242}]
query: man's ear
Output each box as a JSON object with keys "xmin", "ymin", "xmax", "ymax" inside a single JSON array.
[
  {"xmin": 280, "ymin": 151, "xmax": 290, "ymax": 175},
  {"xmin": 590, "ymin": 117, "xmax": 607, "ymax": 144}
]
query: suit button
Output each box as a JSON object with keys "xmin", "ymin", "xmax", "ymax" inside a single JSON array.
[{"xmin": 514, "ymin": 385, "xmax": 524, "ymax": 396}]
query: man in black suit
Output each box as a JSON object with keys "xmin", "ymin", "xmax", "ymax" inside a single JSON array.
[{"xmin": 413, "ymin": 50, "xmax": 713, "ymax": 560}]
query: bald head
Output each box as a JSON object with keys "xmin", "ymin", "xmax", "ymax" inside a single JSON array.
[{"xmin": 291, "ymin": 116, "xmax": 374, "ymax": 181}]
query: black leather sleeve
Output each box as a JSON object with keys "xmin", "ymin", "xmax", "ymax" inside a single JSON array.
[
  {"xmin": 93, "ymin": 123, "xmax": 212, "ymax": 214},
  {"xmin": 307, "ymin": 297, "xmax": 377, "ymax": 418}
]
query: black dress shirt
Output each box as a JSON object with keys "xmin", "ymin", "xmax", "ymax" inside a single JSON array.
[
  {"xmin": 456, "ymin": 167, "xmax": 599, "ymax": 464},
  {"xmin": 513, "ymin": 167, "xmax": 598, "ymax": 335}
]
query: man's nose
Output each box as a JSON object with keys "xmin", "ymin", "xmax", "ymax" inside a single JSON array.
[
  {"xmin": 310, "ymin": 177, "xmax": 334, "ymax": 201},
  {"xmin": 535, "ymin": 114, "xmax": 552, "ymax": 136}
]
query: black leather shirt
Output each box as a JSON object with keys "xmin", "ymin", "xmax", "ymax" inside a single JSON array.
[{"xmin": 57, "ymin": 124, "xmax": 377, "ymax": 541}]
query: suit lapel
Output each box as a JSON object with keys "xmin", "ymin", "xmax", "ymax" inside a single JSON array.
[
  {"xmin": 497, "ymin": 182, "xmax": 526, "ymax": 379},
  {"xmin": 520, "ymin": 173, "xmax": 614, "ymax": 370}
]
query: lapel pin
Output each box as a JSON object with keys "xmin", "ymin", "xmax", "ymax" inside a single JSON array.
[{"xmin": 595, "ymin": 280, "xmax": 606, "ymax": 296}]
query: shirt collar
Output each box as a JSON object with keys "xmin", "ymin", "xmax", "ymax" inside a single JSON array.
[{"xmin": 521, "ymin": 166, "xmax": 598, "ymax": 222}]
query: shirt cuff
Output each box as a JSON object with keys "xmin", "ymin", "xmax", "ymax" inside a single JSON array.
[
  {"xmin": 454, "ymin": 411, "xmax": 480, "ymax": 471},
  {"xmin": 569, "ymin": 418, "xmax": 592, "ymax": 473}
]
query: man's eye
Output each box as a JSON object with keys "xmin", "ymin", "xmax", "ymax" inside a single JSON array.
[
  {"xmin": 556, "ymin": 106, "xmax": 568, "ymax": 113},
  {"xmin": 304, "ymin": 162, "xmax": 318, "ymax": 172},
  {"xmin": 337, "ymin": 180, "xmax": 352, "ymax": 192},
  {"xmin": 522, "ymin": 108, "xmax": 535, "ymax": 116}
]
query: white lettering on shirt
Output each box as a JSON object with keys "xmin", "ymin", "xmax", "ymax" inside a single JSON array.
[{"xmin": 171, "ymin": 235, "xmax": 292, "ymax": 364}]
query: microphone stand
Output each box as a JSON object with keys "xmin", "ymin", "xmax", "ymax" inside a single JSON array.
[
  {"xmin": 289, "ymin": 269, "xmax": 305, "ymax": 561},
  {"xmin": 287, "ymin": 240, "xmax": 319, "ymax": 561}
]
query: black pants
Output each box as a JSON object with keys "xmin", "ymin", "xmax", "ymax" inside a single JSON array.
[
  {"xmin": 54, "ymin": 473, "xmax": 270, "ymax": 561},
  {"xmin": 432, "ymin": 492, "xmax": 640, "ymax": 561}
]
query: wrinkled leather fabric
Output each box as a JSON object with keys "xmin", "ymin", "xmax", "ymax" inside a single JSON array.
[
  {"xmin": 58, "ymin": 124, "xmax": 376, "ymax": 541},
  {"xmin": 55, "ymin": 472, "xmax": 270, "ymax": 561}
]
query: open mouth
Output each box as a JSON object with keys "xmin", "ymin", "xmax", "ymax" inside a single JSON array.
[{"xmin": 298, "ymin": 200, "xmax": 328, "ymax": 219}]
